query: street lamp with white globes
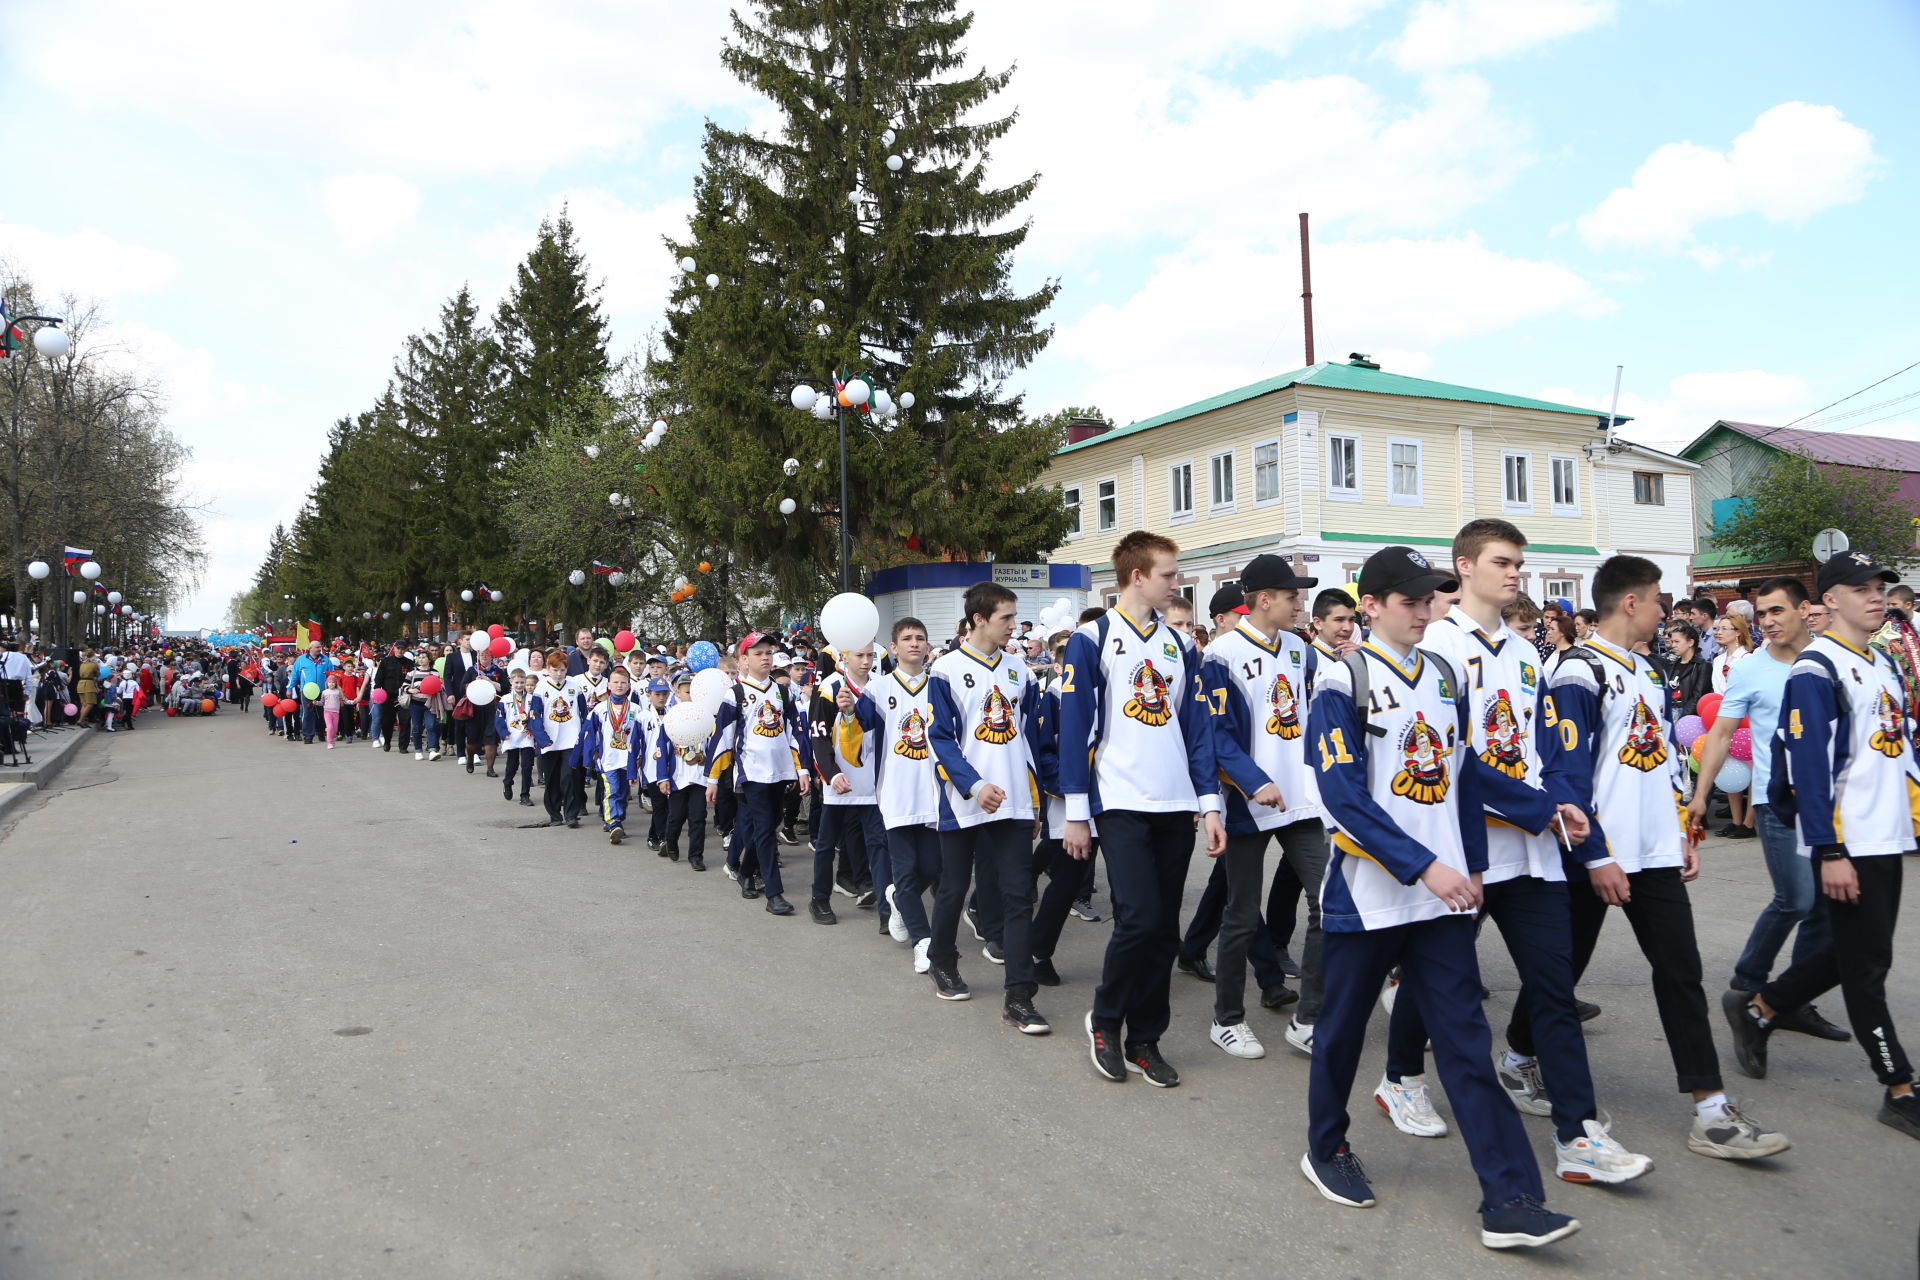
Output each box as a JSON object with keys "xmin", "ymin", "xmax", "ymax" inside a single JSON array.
[
  {"xmin": 788, "ymin": 372, "xmax": 913, "ymax": 592},
  {"xmin": 0, "ymin": 314, "xmax": 70, "ymax": 361}
]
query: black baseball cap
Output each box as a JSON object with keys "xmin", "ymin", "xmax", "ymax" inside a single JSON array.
[
  {"xmin": 1816, "ymin": 549, "xmax": 1899, "ymax": 596},
  {"xmin": 1357, "ymin": 545, "xmax": 1459, "ymax": 601},
  {"xmin": 1207, "ymin": 584, "xmax": 1247, "ymax": 616},
  {"xmin": 1239, "ymin": 554, "xmax": 1319, "ymax": 596}
]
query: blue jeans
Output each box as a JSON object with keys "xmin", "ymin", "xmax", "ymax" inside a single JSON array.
[
  {"xmin": 1731, "ymin": 804, "xmax": 1832, "ymax": 991},
  {"xmin": 365, "ymin": 701, "xmax": 383, "ymax": 742},
  {"xmin": 409, "ymin": 701, "xmax": 439, "ymax": 750}
]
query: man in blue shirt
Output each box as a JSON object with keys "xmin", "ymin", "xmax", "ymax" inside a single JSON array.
[
  {"xmin": 286, "ymin": 642, "xmax": 339, "ymax": 745},
  {"xmin": 1688, "ymin": 577, "xmax": 1846, "ymax": 1040}
]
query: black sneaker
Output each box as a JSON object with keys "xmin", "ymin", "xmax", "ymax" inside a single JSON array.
[
  {"xmin": 809, "ymin": 897, "xmax": 837, "ymax": 925},
  {"xmin": 1032, "ymin": 957, "xmax": 1062, "ymax": 986},
  {"xmin": 966, "ymin": 902, "xmax": 985, "ymax": 941},
  {"xmin": 1125, "ymin": 1041, "xmax": 1180, "ymax": 1088},
  {"xmin": 609, "ymin": 825, "xmax": 625, "ymax": 845},
  {"xmin": 834, "ymin": 872, "xmax": 858, "ymax": 898},
  {"xmin": 1176, "ymin": 954, "xmax": 1216, "ymax": 983},
  {"xmin": 1300, "ymin": 1144, "xmax": 1374, "ymax": 1208},
  {"xmin": 502, "ymin": 784, "xmax": 513, "ymax": 801},
  {"xmin": 855, "ymin": 887, "xmax": 877, "ymax": 908},
  {"xmin": 1278, "ymin": 947, "xmax": 1301, "ymax": 978},
  {"xmin": 1003, "ymin": 993, "xmax": 1051, "ymax": 1035},
  {"xmin": 1070, "ymin": 898, "xmax": 1102, "ymax": 923},
  {"xmin": 1574, "ymin": 998, "xmax": 1601, "ymax": 1022},
  {"xmin": 1774, "ymin": 1003, "xmax": 1851, "ymax": 1042},
  {"xmin": 518, "ymin": 796, "xmax": 535, "ymax": 807},
  {"xmin": 1086, "ymin": 1012, "xmax": 1125, "ymax": 1082},
  {"xmin": 1260, "ymin": 984, "xmax": 1300, "ymax": 1011},
  {"xmin": 647, "ymin": 837, "xmax": 661, "ymax": 851},
  {"xmin": 982, "ymin": 940, "xmax": 1005, "ymax": 965},
  {"xmin": 1879, "ymin": 1090, "xmax": 1920, "ymax": 1140},
  {"xmin": 932, "ymin": 965, "xmax": 971, "ymax": 1001},
  {"xmin": 566, "ymin": 818, "xmax": 581, "ymax": 829},
  {"xmin": 779, "ymin": 824, "xmax": 799, "ymax": 846},
  {"xmin": 1721, "ymin": 987, "xmax": 1771, "ymax": 1078},
  {"xmin": 688, "ymin": 854, "xmax": 706, "ymax": 872},
  {"xmin": 765, "ymin": 894, "xmax": 795, "ymax": 916},
  {"xmin": 1480, "ymin": 1195, "xmax": 1580, "ymax": 1250}
]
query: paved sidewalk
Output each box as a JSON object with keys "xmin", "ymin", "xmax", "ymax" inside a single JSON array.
[{"xmin": 1, "ymin": 713, "xmax": 1913, "ymax": 1279}]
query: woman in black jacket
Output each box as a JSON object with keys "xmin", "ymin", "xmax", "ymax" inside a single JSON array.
[{"xmin": 1663, "ymin": 622, "xmax": 1712, "ymax": 718}]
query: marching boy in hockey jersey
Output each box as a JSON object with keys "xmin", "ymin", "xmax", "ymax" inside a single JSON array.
[
  {"xmin": 1378, "ymin": 520, "xmax": 1652, "ymax": 1185},
  {"xmin": 1302, "ymin": 545, "xmax": 1577, "ymax": 1252},
  {"xmin": 640, "ymin": 678, "xmax": 673, "ymax": 850},
  {"xmin": 654, "ymin": 670, "xmax": 709, "ymax": 870},
  {"xmin": 705, "ymin": 633, "xmax": 813, "ymax": 916},
  {"xmin": 578, "ymin": 666, "xmax": 641, "ymax": 845},
  {"xmin": 873, "ymin": 618, "xmax": 943, "ymax": 972},
  {"xmin": 1059, "ymin": 532, "xmax": 1224, "ymax": 1088},
  {"xmin": 1202, "ymin": 554, "xmax": 1328, "ymax": 1064},
  {"xmin": 1729, "ymin": 550, "xmax": 1920, "ymax": 1139},
  {"xmin": 807, "ymin": 643, "xmax": 891, "ymax": 931},
  {"xmin": 531, "ymin": 650, "xmax": 584, "ymax": 828},
  {"xmin": 494, "ymin": 671, "xmax": 540, "ymax": 805},
  {"xmin": 1542, "ymin": 554, "xmax": 1789, "ymax": 1162},
  {"xmin": 928, "ymin": 581, "xmax": 1052, "ymax": 1031}
]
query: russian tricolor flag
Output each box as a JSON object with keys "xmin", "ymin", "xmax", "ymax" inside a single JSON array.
[{"xmin": 64, "ymin": 546, "xmax": 94, "ymax": 576}]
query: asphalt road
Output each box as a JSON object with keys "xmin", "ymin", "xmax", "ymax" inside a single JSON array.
[{"xmin": 2, "ymin": 713, "xmax": 1915, "ymax": 1279}]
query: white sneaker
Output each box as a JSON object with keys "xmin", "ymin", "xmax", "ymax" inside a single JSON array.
[
  {"xmin": 1379, "ymin": 974, "xmax": 1399, "ymax": 1015},
  {"xmin": 327, "ymin": 744, "xmax": 335, "ymax": 750},
  {"xmin": 1497, "ymin": 1053, "xmax": 1554, "ymax": 1117},
  {"xmin": 885, "ymin": 886, "xmax": 910, "ymax": 943},
  {"xmin": 414, "ymin": 751, "xmax": 424, "ymax": 760},
  {"xmin": 428, "ymin": 749, "xmax": 441, "ymax": 761},
  {"xmin": 1374, "ymin": 1074, "xmax": 1449, "ymax": 1137},
  {"xmin": 913, "ymin": 937, "xmax": 932, "ymax": 974},
  {"xmin": 1210, "ymin": 1021, "xmax": 1267, "ymax": 1059},
  {"xmin": 1555, "ymin": 1118, "xmax": 1654, "ymax": 1184},
  {"xmin": 1285, "ymin": 1017, "xmax": 1315, "ymax": 1056}
]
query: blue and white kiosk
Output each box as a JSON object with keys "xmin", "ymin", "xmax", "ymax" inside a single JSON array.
[{"xmin": 865, "ymin": 562, "xmax": 1092, "ymax": 642}]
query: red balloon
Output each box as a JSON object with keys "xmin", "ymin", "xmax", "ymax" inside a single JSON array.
[
  {"xmin": 488, "ymin": 624, "xmax": 505, "ymax": 639},
  {"xmin": 261, "ymin": 693, "xmax": 278, "ymax": 709},
  {"xmin": 1698, "ymin": 693, "xmax": 1724, "ymax": 729},
  {"xmin": 489, "ymin": 635, "xmax": 512, "ymax": 658},
  {"xmin": 277, "ymin": 702, "xmax": 296, "ymax": 717},
  {"xmin": 166, "ymin": 707, "xmax": 178, "ymax": 717},
  {"xmin": 419, "ymin": 675, "xmax": 442, "ymax": 697},
  {"xmin": 614, "ymin": 629, "xmax": 636, "ymax": 653}
]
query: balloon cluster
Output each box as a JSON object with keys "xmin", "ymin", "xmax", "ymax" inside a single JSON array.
[{"xmin": 1032, "ymin": 596, "xmax": 1078, "ymax": 635}]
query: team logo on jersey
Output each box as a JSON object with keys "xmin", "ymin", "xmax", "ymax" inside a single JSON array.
[
  {"xmin": 1518, "ymin": 661, "xmax": 1537, "ymax": 691},
  {"xmin": 1869, "ymin": 689, "xmax": 1906, "ymax": 758},
  {"xmin": 1265, "ymin": 674, "xmax": 1302, "ymax": 739},
  {"xmin": 1391, "ymin": 712, "xmax": 1450, "ymax": 804},
  {"xmin": 751, "ymin": 696, "xmax": 783, "ymax": 737},
  {"xmin": 895, "ymin": 706, "xmax": 931, "ymax": 760},
  {"xmin": 1123, "ymin": 660, "xmax": 1174, "ymax": 727},
  {"xmin": 1618, "ymin": 697, "xmax": 1667, "ymax": 771},
  {"xmin": 1289, "ymin": 649, "xmax": 1302, "ymax": 666},
  {"xmin": 1479, "ymin": 689, "xmax": 1528, "ymax": 779},
  {"xmin": 1163, "ymin": 642, "xmax": 1178, "ymax": 660},
  {"xmin": 975, "ymin": 685, "xmax": 1019, "ymax": 744},
  {"xmin": 547, "ymin": 697, "xmax": 572, "ymax": 723}
]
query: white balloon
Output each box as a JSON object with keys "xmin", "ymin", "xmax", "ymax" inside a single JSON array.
[
  {"xmin": 653, "ymin": 419, "xmax": 668, "ymax": 433},
  {"xmin": 790, "ymin": 384, "xmax": 817, "ymax": 411},
  {"xmin": 779, "ymin": 497, "xmax": 798, "ymax": 515},
  {"xmin": 690, "ymin": 667, "xmax": 732, "ymax": 714},
  {"xmin": 508, "ymin": 648, "xmax": 532, "ymax": 675},
  {"xmin": 461, "ymin": 589, "xmax": 474, "ymax": 602},
  {"xmin": 819, "ymin": 592, "xmax": 880, "ymax": 650},
  {"xmin": 704, "ymin": 274, "xmax": 720, "ymax": 289},
  {"xmin": 608, "ymin": 572, "xmax": 627, "ymax": 586},
  {"xmin": 898, "ymin": 392, "xmax": 915, "ymax": 409},
  {"xmin": 569, "ymin": 569, "xmax": 587, "ymax": 586},
  {"xmin": 1054, "ymin": 597, "xmax": 1071, "ymax": 612},
  {"xmin": 679, "ymin": 256, "xmax": 696, "ymax": 272},
  {"xmin": 121, "ymin": 604, "xmax": 133, "ymax": 615},
  {"xmin": 465, "ymin": 677, "xmax": 498, "ymax": 706},
  {"xmin": 843, "ymin": 378, "xmax": 870, "ymax": 406},
  {"xmin": 664, "ymin": 700, "xmax": 717, "ymax": 748},
  {"xmin": 886, "ymin": 154, "xmax": 903, "ymax": 172},
  {"xmin": 469, "ymin": 629, "xmax": 490, "ymax": 653},
  {"xmin": 783, "ymin": 457, "xmax": 800, "ymax": 477}
]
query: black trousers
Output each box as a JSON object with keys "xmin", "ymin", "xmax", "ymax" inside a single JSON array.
[
  {"xmin": 540, "ymin": 751, "xmax": 580, "ymax": 823},
  {"xmin": 1569, "ymin": 867, "xmax": 1721, "ymax": 1093},
  {"xmin": 665, "ymin": 786, "xmax": 707, "ymax": 857},
  {"xmin": 1763, "ymin": 856, "xmax": 1910, "ymax": 1087},
  {"xmin": 1030, "ymin": 837, "xmax": 1098, "ymax": 961},
  {"xmin": 1093, "ymin": 809, "xmax": 1195, "ymax": 1045},
  {"xmin": 502, "ymin": 747, "xmax": 535, "ymax": 800},
  {"xmin": 648, "ymin": 783, "xmax": 670, "ymax": 842},
  {"xmin": 931, "ymin": 819, "xmax": 1035, "ymax": 993}
]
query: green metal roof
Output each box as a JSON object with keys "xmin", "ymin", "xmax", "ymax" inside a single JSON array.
[{"xmin": 1057, "ymin": 361, "xmax": 1629, "ymax": 455}]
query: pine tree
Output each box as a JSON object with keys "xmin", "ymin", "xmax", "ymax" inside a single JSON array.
[
  {"xmin": 650, "ymin": 0, "xmax": 1069, "ymax": 602},
  {"xmin": 494, "ymin": 210, "xmax": 613, "ymax": 453}
]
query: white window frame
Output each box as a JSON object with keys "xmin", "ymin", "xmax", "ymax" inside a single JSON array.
[
  {"xmin": 1542, "ymin": 577, "xmax": 1577, "ymax": 607},
  {"xmin": 1252, "ymin": 437, "xmax": 1282, "ymax": 507},
  {"xmin": 1168, "ymin": 459, "xmax": 1195, "ymax": 524},
  {"xmin": 1061, "ymin": 484, "xmax": 1082, "ymax": 539},
  {"xmin": 1096, "ymin": 477, "xmax": 1119, "ymax": 531},
  {"xmin": 1386, "ymin": 437, "xmax": 1423, "ymax": 507},
  {"xmin": 1549, "ymin": 454, "xmax": 1580, "ymax": 516},
  {"xmin": 1501, "ymin": 450, "xmax": 1533, "ymax": 514},
  {"xmin": 1633, "ymin": 471, "xmax": 1666, "ymax": 506},
  {"xmin": 1208, "ymin": 449, "xmax": 1235, "ymax": 514},
  {"xmin": 1326, "ymin": 433, "xmax": 1361, "ymax": 503},
  {"xmin": 1105, "ymin": 591, "xmax": 1120, "ymax": 610}
]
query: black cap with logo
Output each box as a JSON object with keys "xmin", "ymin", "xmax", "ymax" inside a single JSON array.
[
  {"xmin": 1357, "ymin": 545, "xmax": 1459, "ymax": 601},
  {"xmin": 1815, "ymin": 549, "xmax": 1900, "ymax": 596}
]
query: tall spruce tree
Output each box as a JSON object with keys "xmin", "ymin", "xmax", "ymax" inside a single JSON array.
[
  {"xmin": 494, "ymin": 210, "xmax": 613, "ymax": 452},
  {"xmin": 650, "ymin": 0, "xmax": 1069, "ymax": 601}
]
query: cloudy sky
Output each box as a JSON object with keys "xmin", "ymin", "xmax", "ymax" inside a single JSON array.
[{"xmin": 5, "ymin": 0, "xmax": 1915, "ymax": 627}]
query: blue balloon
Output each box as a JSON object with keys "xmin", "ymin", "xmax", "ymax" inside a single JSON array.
[
  {"xmin": 686, "ymin": 640, "xmax": 720, "ymax": 672},
  {"xmin": 1713, "ymin": 758, "xmax": 1753, "ymax": 795}
]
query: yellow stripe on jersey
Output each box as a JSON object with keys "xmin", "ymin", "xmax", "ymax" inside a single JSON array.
[
  {"xmin": 707, "ymin": 748, "xmax": 735, "ymax": 780},
  {"xmin": 1331, "ymin": 828, "xmax": 1392, "ymax": 875},
  {"xmin": 1909, "ymin": 776, "xmax": 1920, "ymax": 836},
  {"xmin": 837, "ymin": 715, "xmax": 866, "ymax": 768}
]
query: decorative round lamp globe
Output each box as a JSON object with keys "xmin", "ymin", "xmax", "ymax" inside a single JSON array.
[
  {"xmin": 401, "ymin": 602, "xmax": 411, "ymax": 612},
  {"xmin": 94, "ymin": 604, "xmax": 106, "ymax": 614},
  {"xmin": 490, "ymin": 591, "xmax": 503, "ymax": 603},
  {"xmin": 811, "ymin": 396, "xmax": 834, "ymax": 420},
  {"xmin": 886, "ymin": 155, "xmax": 904, "ymax": 172},
  {"xmin": 462, "ymin": 590, "xmax": 474, "ymax": 602},
  {"xmin": 790, "ymin": 385, "xmax": 817, "ymax": 412},
  {"xmin": 584, "ymin": 444, "xmax": 600, "ymax": 459},
  {"xmin": 26, "ymin": 560, "xmax": 49, "ymax": 580},
  {"xmin": 609, "ymin": 492, "xmax": 623, "ymax": 506},
  {"xmin": 783, "ymin": 458, "xmax": 800, "ymax": 477},
  {"xmin": 107, "ymin": 591, "xmax": 122, "ymax": 604},
  {"xmin": 33, "ymin": 327, "xmax": 70, "ymax": 359},
  {"xmin": 72, "ymin": 590, "xmax": 86, "ymax": 604},
  {"xmin": 778, "ymin": 498, "xmax": 797, "ymax": 515},
  {"xmin": 79, "ymin": 560, "xmax": 101, "ymax": 580},
  {"xmin": 608, "ymin": 572, "xmax": 627, "ymax": 587},
  {"xmin": 569, "ymin": 570, "xmax": 587, "ymax": 587},
  {"xmin": 704, "ymin": 274, "xmax": 719, "ymax": 288},
  {"xmin": 898, "ymin": 392, "xmax": 915, "ymax": 409},
  {"xmin": 423, "ymin": 603, "xmax": 434, "ymax": 613},
  {"xmin": 679, "ymin": 256, "xmax": 696, "ymax": 272},
  {"xmin": 843, "ymin": 378, "xmax": 871, "ymax": 406}
]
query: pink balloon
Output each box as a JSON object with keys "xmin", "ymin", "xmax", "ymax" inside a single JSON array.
[
  {"xmin": 1729, "ymin": 726, "xmax": 1753, "ymax": 764},
  {"xmin": 370, "ymin": 688, "xmax": 388, "ymax": 704},
  {"xmin": 489, "ymin": 635, "xmax": 512, "ymax": 658},
  {"xmin": 63, "ymin": 703, "xmax": 78, "ymax": 717}
]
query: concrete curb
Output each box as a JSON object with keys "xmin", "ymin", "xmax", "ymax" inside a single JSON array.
[{"xmin": 0, "ymin": 725, "xmax": 105, "ymax": 827}]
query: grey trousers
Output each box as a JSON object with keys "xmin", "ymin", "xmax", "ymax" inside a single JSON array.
[{"xmin": 1217, "ymin": 817, "xmax": 1327, "ymax": 1025}]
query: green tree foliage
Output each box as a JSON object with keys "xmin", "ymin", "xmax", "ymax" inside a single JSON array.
[
  {"xmin": 648, "ymin": 0, "xmax": 1070, "ymax": 600},
  {"xmin": 1714, "ymin": 451, "xmax": 1919, "ymax": 571},
  {"xmin": 493, "ymin": 210, "xmax": 613, "ymax": 454}
]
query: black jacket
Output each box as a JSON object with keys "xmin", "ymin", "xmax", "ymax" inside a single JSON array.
[{"xmin": 1666, "ymin": 655, "xmax": 1712, "ymax": 719}]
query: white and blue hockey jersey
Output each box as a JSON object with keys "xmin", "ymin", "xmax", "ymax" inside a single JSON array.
[
  {"xmin": 577, "ymin": 694, "xmax": 641, "ymax": 781},
  {"xmin": 704, "ymin": 676, "xmax": 812, "ymax": 785},
  {"xmin": 530, "ymin": 673, "xmax": 582, "ymax": 753},
  {"xmin": 809, "ymin": 675, "xmax": 882, "ymax": 807},
  {"xmin": 1541, "ymin": 634, "xmax": 1684, "ymax": 874},
  {"xmin": 1308, "ymin": 640, "xmax": 1486, "ymax": 932},
  {"xmin": 1202, "ymin": 621, "xmax": 1322, "ymax": 833},
  {"xmin": 874, "ymin": 668, "xmax": 941, "ymax": 830},
  {"xmin": 1055, "ymin": 608, "xmax": 1222, "ymax": 822},
  {"xmin": 1768, "ymin": 633, "xmax": 1920, "ymax": 858},
  {"xmin": 1423, "ymin": 607, "xmax": 1560, "ymax": 883},
  {"xmin": 928, "ymin": 644, "xmax": 1045, "ymax": 830}
]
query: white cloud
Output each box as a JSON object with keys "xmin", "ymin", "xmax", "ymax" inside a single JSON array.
[
  {"xmin": 0, "ymin": 222, "xmax": 177, "ymax": 299},
  {"xmin": 1538, "ymin": 369, "xmax": 1811, "ymax": 451},
  {"xmin": 1050, "ymin": 233, "xmax": 1608, "ymax": 421},
  {"xmin": 1383, "ymin": 0, "xmax": 1616, "ymax": 72},
  {"xmin": 13, "ymin": 0, "xmax": 749, "ymax": 179},
  {"xmin": 321, "ymin": 175, "xmax": 423, "ymax": 251},
  {"xmin": 1578, "ymin": 102, "xmax": 1880, "ymax": 251}
]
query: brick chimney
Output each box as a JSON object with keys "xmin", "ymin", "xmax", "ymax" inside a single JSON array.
[{"xmin": 1065, "ymin": 415, "xmax": 1111, "ymax": 445}]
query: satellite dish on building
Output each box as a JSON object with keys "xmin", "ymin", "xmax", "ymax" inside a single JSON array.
[{"xmin": 1813, "ymin": 528, "xmax": 1850, "ymax": 564}]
